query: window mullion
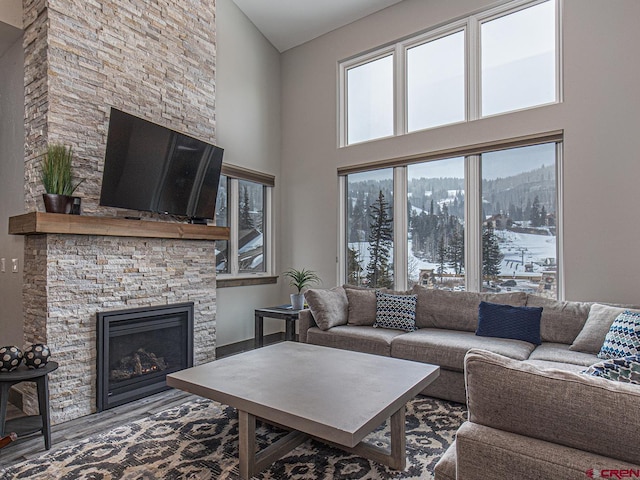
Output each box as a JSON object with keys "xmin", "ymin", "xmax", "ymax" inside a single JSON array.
[
  {"xmin": 338, "ymin": 176, "xmax": 347, "ymax": 285},
  {"xmin": 393, "ymin": 167, "xmax": 408, "ymax": 290},
  {"xmin": 465, "ymin": 155, "xmax": 482, "ymax": 292},
  {"xmin": 395, "ymin": 44, "xmax": 405, "ymax": 136},
  {"xmin": 229, "ymin": 178, "xmax": 240, "ymax": 276},
  {"xmin": 467, "ymin": 18, "xmax": 480, "ymax": 120}
]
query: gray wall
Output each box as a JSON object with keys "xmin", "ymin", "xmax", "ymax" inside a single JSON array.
[
  {"xmin": 0, "ymin": 35, "xmax": 24, "ymax": 346},
  {"xmin": 280, "ymin": 0, "xmax": 640, "ymax": 304},
  {"xmin": 215, "ymin": 0, "xmax": 284, "ymax": 346}
]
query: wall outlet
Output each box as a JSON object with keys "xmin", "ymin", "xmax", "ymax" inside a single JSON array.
[
  {"xmin": 11, "ymin": 258, "xmax": 18, "ymax": 273},
  {"xmin": 1, "ymin": 258, "xmax": 5, "ymax": 272}
]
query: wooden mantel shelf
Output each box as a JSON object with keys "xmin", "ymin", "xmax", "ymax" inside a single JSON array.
[{"xmin": 8, "ymin": 212, "xmax": 230, "ymax": 241}]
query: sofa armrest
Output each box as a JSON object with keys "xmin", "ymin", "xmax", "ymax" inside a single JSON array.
[
  {"xmin": 455, "ymin": 422, "xmax": 640, "ymax": 480},
  {"xmin": 298, "ymin": 309, "xmax": 317, "ymax": 343},
  {"xmin": 464, "ymin": 349, "xmax": 640, "ymax": 465}
]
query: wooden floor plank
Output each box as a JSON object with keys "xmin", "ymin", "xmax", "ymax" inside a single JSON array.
[{"xmin": 0, "ymin": 389, "xmax": 197, "ymax": 469}]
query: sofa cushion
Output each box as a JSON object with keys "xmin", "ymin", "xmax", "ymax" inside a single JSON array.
[
  {"xmin": 344, "ymin": 286, "xmax": 377, "ymax": 326},
  {"xmin": 464, "ymin": 349, "xmax": 640, "ymax": 465},
  {"xmin": 598, "ymin": 310, "xmax": 640, "ymax": 359},
  {"xmin": 569, "ymin": 303, "xmax": 625, "ymax": 353},
  {"xmin": 374, "ymin": 291, "xmax": 417, "ymax": 332},
  {"xmin": 528, "ymin": 343, "xmax": 599, "ymax": 366},
  {"xmin": 583, "ymin": 355, "xmax": 640, "ymax": 384},
  {"xmin": 476, "ymin": 301, "xmax": 542, "ymax": 345},
  {"xmin": 454, "ymin": 422, "xmax": 640, "ymax": 480},
  {"xmin": 304, "ymin": 287, "xmax": 348, "ymax": 331},
  {"xmin": 391, "ymin": 329, "xmax": 535, "ymax": 372},
  {"xmin": 526, "ymin": 295, "xmax": 591, "ymax": 344},
  {"xmin": 522, "ymin": 359, "xmax": 589, "ymax": 373},
  {"xmin": 412, "ymin": 286, "xmax": 526, "ymax": 331},
  {"xmin": 306, "ymin": 325, "xmax": 406, "ymax": 356},
  {"xmin": 434, "ymin": 440, "xmax": 457, "ymax": 480}
]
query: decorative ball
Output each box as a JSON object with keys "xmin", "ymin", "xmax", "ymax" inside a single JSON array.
[
  {"xmin": 24, "ymin": 344, "xmax": 51, "ymax": 369},
  {"xmin": 0, "ymin": 346, "xmax": 23, "ymax": 372}
]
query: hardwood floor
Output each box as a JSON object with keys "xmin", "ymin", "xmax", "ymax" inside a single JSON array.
[
  {"xmin": 0, "ymin": 336, "xmax": 288, "ymax": 470},
  {"xmin": 0, "ymin": 388, "xmax": 198, "ymax": 469}
]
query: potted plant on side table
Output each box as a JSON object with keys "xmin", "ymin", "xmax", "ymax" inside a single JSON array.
[
  {"xmin": 41, "ymin": 143, "xmax": 84, "ymax": 214},
  {"xmin": 283, "ymin": 268, "xmax": 321, "ymax": 310}
]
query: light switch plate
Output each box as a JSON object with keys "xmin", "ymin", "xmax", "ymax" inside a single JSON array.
[{"xmin": 11, "ymin": 258, "xmax": 18, "ymax": 273}]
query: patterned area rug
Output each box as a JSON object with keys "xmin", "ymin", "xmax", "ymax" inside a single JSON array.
[{"xmin": 0, "ymin": 396, "xmax": 466, "ymax": 480}]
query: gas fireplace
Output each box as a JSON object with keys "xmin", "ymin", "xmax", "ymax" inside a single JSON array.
[{"xmin": 97, "ymin": 303, "xmax": 194, "ymax": 411}]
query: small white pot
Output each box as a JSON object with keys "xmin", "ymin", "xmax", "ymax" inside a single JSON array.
[{"xmin": 290, "ymin": 293, "xmax": 305, "ymax": 310}]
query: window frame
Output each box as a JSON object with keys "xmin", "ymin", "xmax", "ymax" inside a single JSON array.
[
  {"xmin": 475, "ymin": 0, "xmax": 562, "ymax": 118},
  {"xmin": 339, "ymin": 46, "xmax": 397, "ymax": 147},
  {"xmin": 402, "ymin": 20, "xmax": 468, "ymax": 133},
  {"xmin": 216, "ymin": 165, "xmax": 276, "ymax": 288},
  {"xmin": 338, "ymin": 136, "xmax": 564, "ymax": 299},
  {"xmin": 338, "ymin": 0, "xmax": 562, "ymax": 146}
]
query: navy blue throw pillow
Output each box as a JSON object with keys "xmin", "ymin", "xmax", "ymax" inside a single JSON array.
[{"xmin": 476, "ymin": 301, "xmax": 543, "ymax": 345}]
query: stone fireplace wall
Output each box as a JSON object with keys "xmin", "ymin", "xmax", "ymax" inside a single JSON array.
[
  {"xmin": 23, "ymin": 235, "xmax": 216, "ymax": 421},
  {"xmin": 24, "ymin": 0, "xmax": 217, "ymax": 212},
  {"xmin": 21, "ymin": 0, "xmax": 219, "ymax": 423}
]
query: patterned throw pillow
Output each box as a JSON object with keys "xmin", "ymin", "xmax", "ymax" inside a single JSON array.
[
  {"xmin": 374, "ymin": 291, "xmax": 418, "ymax": 332},
  {"xmin": 582, "ymin": 355, "xmax": 640, "ymax": 385},
  {"xmin": 597, "ymin": 310, "xmax": 640, "ymax": 359}
]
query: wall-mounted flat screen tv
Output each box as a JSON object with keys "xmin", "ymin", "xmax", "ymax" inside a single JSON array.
[{"xmin": 100, "ymin": 108, "xmax": 224, "ymax": 221}]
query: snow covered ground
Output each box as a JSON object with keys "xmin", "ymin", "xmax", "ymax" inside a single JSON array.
[{"xmin": 349, "ymin": 229, "xmax": 556, "ymax": 289}]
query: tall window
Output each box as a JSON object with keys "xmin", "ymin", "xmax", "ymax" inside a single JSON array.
[
  {"xmin": 215, "ymin": 175, "xmax": 229, "ymax": 274},
  {"xmin": 407, "ymin": 158, "xmax": 465, "ymax": 289},
  {"xmin": 238, "ymin": 180, "xmax": 266, "ymax": 273},
  {"xmin": 481, "ymin": 143, "xmax": 557, "ymax": 295},
  {"xmin": 346, "ymin": 55, "xmax": 394, "ymax": 145},
  {"xmin": 346, "ymin": 169, "xmax": 394, "ymax": 288},
  {"xmin": 339, "ymin": 0, "xmax": 559, "ymax": 146},
  {"xmin": 215, "ymin": 168, "xmax": 273, "ymax": 280},
  {"xmin": 407, "ymin": 30, "xmax": 465, "ymax": 132},
  {"xmin": 341, "ymin": 140, "xmax": 560, "ymax": 298},
  {"xmin": 481, "ymin": 1, "xmax": 557, "ymax": 116}
]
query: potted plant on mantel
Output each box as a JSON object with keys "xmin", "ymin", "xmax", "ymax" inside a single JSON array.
[
  {"xmin": 41, "ymin": 143, "xmax": 84, "ymax": 214},
  {"xmin": 283, "ymin": 268, "xmax": 321, "ymax": 310}
]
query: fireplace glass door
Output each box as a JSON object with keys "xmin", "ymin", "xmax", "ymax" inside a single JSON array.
[{"xmin": 97, "ymin": 303, "xmax": 194, "ymax": 411}]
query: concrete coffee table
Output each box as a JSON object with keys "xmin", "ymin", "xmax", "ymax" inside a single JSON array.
[{"xmin": 167, "ymin": 342, "xmax": 439, "ymax": 479}]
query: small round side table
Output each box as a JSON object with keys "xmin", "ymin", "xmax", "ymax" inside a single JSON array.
[{"xmin": 0, "ymin": 361, "xmax": 58, "ymax": 450}]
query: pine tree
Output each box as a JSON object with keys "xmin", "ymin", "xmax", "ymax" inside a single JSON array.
[
  {"xmin": 530, "ymin": 196, "xmax": 541, "ymax": 227},
  {"xmin": 436, "ymin": 236, "xmax": 447, "ymax": 283},
  {"xmin": 447, "ymin": 229, "xmax": 465, "ymax": 275},
  {"xmin": 366, "ymin": 190, "xmax": 393, "ymax": 288},
  {"xmin": 347, "ymin": 247, "xmax": 363, "ymax": 286},
  {"xmin": 239, "ymin": 186, "xmax": 254, "ymax": 229},
  {"xmin": 482, "ymin": 223, "xmax": 503, "ymax": 284}
]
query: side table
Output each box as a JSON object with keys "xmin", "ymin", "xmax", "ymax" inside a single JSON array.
[
  {"xmin": 0, "ymin": 361, "xmax": 58, "ymax": 450},
  {"xmin": 254, "ymin": 306, "xmax": 303, "ymax": 348}
]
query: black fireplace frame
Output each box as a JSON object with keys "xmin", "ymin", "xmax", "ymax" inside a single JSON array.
[{"xmin": 96, "ymin": 302, "xmax": 194, "ymax": 412}]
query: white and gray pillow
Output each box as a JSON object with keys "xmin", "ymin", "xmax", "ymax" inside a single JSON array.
[{"xmin": 304, "ymin": 287, "xmax": 348, "ymax": 331}]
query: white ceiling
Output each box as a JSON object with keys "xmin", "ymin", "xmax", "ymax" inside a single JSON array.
[{"xmin": 231, "ymin": 0, "xmax": 405, "ymax": 52}]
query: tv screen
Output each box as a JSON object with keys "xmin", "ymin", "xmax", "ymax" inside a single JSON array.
[{"xmin": 100, "ymin": 108, "xmax": 224, "ymax": 221}]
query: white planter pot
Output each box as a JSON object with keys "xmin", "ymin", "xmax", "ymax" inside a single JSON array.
[{"xmin": 290, "ymin": 293, "xmax": 304, "ymax": 310}]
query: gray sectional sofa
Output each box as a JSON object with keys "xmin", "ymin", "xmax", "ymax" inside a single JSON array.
[
  {"xmin": 299, "ymin": 285, "xmax": 640, "ymax": 478},
  {"xmin": 300, "ymin": 285, "xmax": 606, "ymax": 404}
]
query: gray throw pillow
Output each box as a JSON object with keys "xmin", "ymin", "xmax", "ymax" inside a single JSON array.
[
  {"xmin": 304, "ymin": 287, "xmax": 348, "ymax": 331},
  {"xmin": 344, "ymin": 286, "xmax": 377, "ymax": 326},
  {"xmin": 569, "ymin": 304, "xmax": 628, "ymax": 354},
  {"xmin": 526, "ymin": 295, "xmax": 592, "ymax": 344}
]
